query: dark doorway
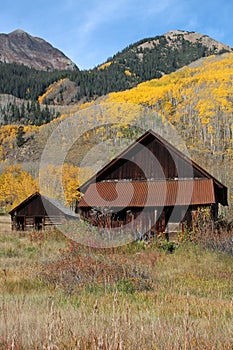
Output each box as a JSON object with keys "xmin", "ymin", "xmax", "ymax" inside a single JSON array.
[
  {"xmin": 16, "ymin": 216, "xmax": 25, "ymax": 230},
  {"xmin": 35, "ymin": 217, "xmax": 43, "ymax": 230}
]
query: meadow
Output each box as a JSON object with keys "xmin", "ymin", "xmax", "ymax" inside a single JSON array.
[{"xmin": 0, "ymin": 215, "xmax": 232, "ymax": 349}]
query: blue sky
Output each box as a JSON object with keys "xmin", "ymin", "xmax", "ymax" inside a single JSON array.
[{"xmin": 1, "ymin": 0, "xmax": 233, "ymax": 69}]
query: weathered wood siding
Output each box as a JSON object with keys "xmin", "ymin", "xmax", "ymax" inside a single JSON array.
[{"xmin": 97, "ymin": 137, "xmax": 205, "ymax": 182}]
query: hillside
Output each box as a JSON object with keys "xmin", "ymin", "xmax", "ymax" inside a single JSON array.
[
  {"xmin": 0, "ymin": 29, "xmax": 232, "ymax": 112},
  {"xmin": 100, "ymin": 30, "xmax": 232, "ymax": 81},
  {"xmin": 26, "ymin": 30, "xmax": 233, "ymax": 105}
]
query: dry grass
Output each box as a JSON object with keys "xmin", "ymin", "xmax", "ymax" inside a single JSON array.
[
  {"xmin": 0, "ymin": 223, "xmax": 232, "ymax": 349},
  {"xmin": 0, "ymin": 214, "xmax": 11, "ymax": 234}
]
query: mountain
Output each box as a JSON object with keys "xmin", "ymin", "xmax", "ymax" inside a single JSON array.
[
  {"xmin": 0, "ymin": 29, "xmax": 232, "ymax": 108},
  {"xmin": 100, "ymin": 29, "xmax": 232, "ymax": 80},
  {"xmin": 30, "ymin": 30, "xmax": 233, "ymax": 105},
  {"xmin": 0, "ymin": 29, "xmax": 77, "ymax": 71}
]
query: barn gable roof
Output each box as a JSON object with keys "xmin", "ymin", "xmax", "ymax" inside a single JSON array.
[
  {"xmin": 78, "ymin": 129, "xmax": 228, "ymax": 206},
  {"xmin": 9, "ymin": 192, "xmax": 41, "ymax": 215},
  {"xmin": 9, "ymin": 192, "xmax": 77, "ymax": 217}
]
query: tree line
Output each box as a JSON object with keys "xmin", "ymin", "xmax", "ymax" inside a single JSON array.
[{"xmin": 0, "ymin": 99, "xmax": 60, "ymax": 126}]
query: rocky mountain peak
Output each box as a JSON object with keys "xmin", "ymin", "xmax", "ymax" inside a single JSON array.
[
  {"xmin": 0, "ymin": 29, "xmax": 78, "ymax": 71},
  {"xmin": 9, "ymin": 29, "xmax": 27, "ymax": 35},
  {"xmin": 163, "ymin": 30, "xmax": 232, "ymax": 53},
  {"xmin": 136, "ymin": 30, "xmax": 233, "ymax": 54}
]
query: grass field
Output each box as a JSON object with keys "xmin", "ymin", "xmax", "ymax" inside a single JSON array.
[{"xmin": 0, "ymin": 218, "xmax": 232, "ymax": 349}]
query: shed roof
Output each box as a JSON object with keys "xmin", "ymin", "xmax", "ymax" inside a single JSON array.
[
  {"xmin": 41, "ymin": 194, "xmax": 78, "ymax": 217},
  {"xmin": 78, "ymin": 178, "xmax": 216, "ymax": 208}
]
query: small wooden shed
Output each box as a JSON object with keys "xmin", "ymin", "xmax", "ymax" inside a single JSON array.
[
  {"xmin": 77, "ymin": 129, "xmax": 228, "ymax": 236},
  {"xmin": 9, "ymin": 192, "xmax": 76, "ymax": 231}
]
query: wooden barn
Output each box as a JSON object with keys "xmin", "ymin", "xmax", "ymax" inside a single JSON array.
[
  {"xmin": 9, "ymin": 192, "xmax": 76, "ymax": 231},
  {"xmin": 77, "ymin": 129, "xmax": 228, "ymax": 237}
]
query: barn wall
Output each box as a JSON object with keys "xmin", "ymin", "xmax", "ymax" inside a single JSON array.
[
  {"xmin": 16, "ymin": 196, "xmax": 46, "ymax": 216},
  {"xmin": 11, "ymin": 195, "xmax": 68, "ymax": 231},
  {"xmin": 98, "ymin": 138, "xmax": 205, "ymax": 181},
  {"xmin": 11, "ymin": 215, "xmax": 67, "ymax": 231}
]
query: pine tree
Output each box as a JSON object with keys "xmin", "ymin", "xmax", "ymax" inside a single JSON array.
[{"xmin": 16, "ymin": 126, "xmax": 25, "ymax": 147}]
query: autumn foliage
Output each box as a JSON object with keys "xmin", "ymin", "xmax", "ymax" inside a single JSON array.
[{"xmin": 0, "ymin": 164, "xmax": 38, "ymax": 210}]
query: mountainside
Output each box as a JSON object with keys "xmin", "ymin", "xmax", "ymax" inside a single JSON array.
[
  {"xmin": 0, "ymin": 29, "xmax": 232, "ymax": 111},
  {"xmin": 0, "ymin": 29, "xmax": 77, "ymax": 71},
  {"xmin": 101, "ymin": 30, "xmax": 232, "ymax": 80}
]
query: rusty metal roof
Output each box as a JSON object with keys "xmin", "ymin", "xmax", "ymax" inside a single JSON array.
[{"xmin": 78, "ymin": 178, "xmax": 216, "ymax": 208}]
